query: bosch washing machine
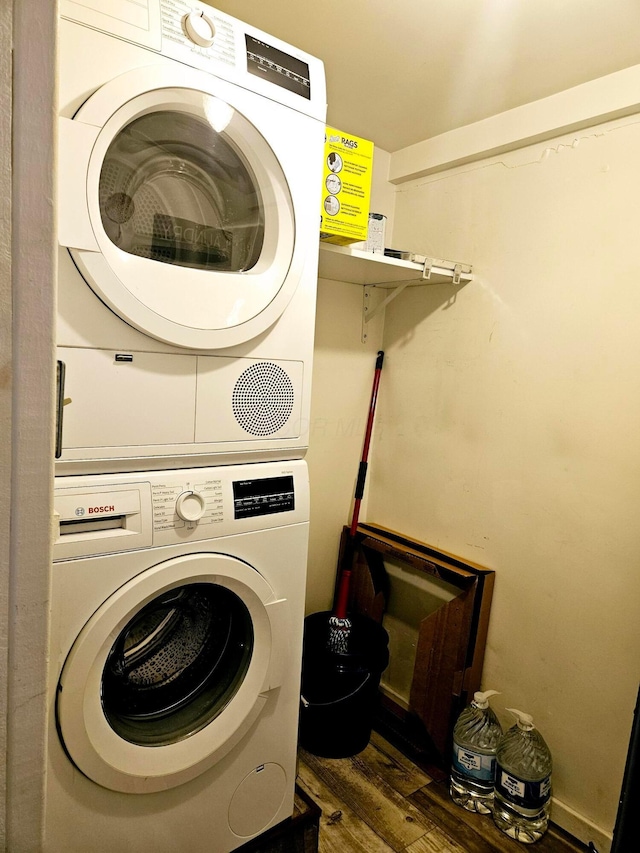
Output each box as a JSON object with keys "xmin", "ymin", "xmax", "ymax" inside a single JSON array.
[
  {"xmin": 45, "ymin": 460, "xmax": 309, "ymax": 852},
  {"xmin": 55, "ymin": 0, "xmax": 326, "ymax": 474}
]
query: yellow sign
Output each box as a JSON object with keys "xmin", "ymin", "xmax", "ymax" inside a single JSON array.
[{"xmin": 319, "ymin": 127, "xmax": 374, "ymax": 245}]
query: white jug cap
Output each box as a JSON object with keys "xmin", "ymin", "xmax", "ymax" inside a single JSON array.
[
  {"xmin": 507, "ymin": 708, "xmax": 535, "ymax": 730},
  {"xmin": 472, "ymin": 690, "xmax": 499, "ymax": 709}
]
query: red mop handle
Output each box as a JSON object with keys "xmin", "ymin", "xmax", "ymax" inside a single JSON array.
[
  {"xmin": 334, "ymin": 569, "xmax": 352, "ymax": 620},
  {"xmin": 349, "ymin": 350, "xmax": 384, "ymax": 537},
  {"xmin": 334, "ymin": 351, "xmax": 385, "ymax": 619}
]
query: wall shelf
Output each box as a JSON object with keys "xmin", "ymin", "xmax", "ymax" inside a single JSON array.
[
  {"xmin": 318, "ymin": 242, "xmax": 473, "ymax": 288},
  {"xmin": 318, "ymin": 243, "xmax": 473, "ymax": 341}
]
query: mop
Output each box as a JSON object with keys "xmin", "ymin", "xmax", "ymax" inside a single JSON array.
[{"xmin": 327, "ymin": 350, "xmax": 385, "ymax": 654}]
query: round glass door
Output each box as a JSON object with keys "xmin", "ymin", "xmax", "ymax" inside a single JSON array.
[
  {"xmin": 99, "ymin": 110, "xmax": 264, "ymax": 275},
  {"xmin": 67, "ymin": 70, "xmax": 301, "ymax": 349},
  {"xmin": 56, "ymin": 553, "xmax": 285, "ymax": 793},
  {"xmin": 102, "ymin": 583, "xmax": 253, "ymax": 746}
]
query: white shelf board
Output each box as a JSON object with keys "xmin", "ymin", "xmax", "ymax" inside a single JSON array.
[{"xmin": 318, "ymin": 243, "xmax": 473, "ymax": 287}]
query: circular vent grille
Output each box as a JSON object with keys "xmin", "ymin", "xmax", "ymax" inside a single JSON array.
[{"xmin": 232, "ymin": 363, "xmax": 295, "ymax": 436}]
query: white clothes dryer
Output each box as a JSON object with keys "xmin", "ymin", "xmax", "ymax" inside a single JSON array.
[
  {"xmin": 46, "ymin": 460, "xmax": 309, "ymax": 852},
  {"xmin": 55, "ymin": 0, "xmax": 326, "ymax": 474}
]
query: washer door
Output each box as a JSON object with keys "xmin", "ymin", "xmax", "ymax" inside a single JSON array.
[
  {"xmin": 59, "ymin": 65, "xmax": 301, "ymax": 349},
  {"xmin": 57, "ymin": 553, "xmax": 289, "ymax": 793}
]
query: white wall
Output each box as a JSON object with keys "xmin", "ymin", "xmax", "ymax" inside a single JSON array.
[
  {"xmin": 362, "ymin": 117, "xmax": 640, "ymax": 850},
  {"xmin": 305, "ymin": 277, "xmax": 384, "ymax": 614},
  {"xmin": 305, "ymin": 149, "xmax": 392, "ymax": 615}
]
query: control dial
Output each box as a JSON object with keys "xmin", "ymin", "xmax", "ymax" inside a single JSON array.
[
  {"xmin": 176, "ymin": 490, "xmax": 206, "ymax": 522},
  {"xmin": 183, "ymin": 11, "xmax": 216, "ymax": 47}
]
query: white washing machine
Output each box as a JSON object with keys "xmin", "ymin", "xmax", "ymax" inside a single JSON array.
[
  {"xmin": 56, "ymin": 0, "xmax": 326, "ymax": 474},
  {"xmin": 46, "ymin": 460, "xmax": 309, "ymax": 852}
]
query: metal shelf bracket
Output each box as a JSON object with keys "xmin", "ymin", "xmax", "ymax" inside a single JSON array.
[
  {"xmin": 354, "ymin": 253, "xmax": 472, "ymax": 342},
  {"xmin": 362, "ymin": 281, "xmax": 413, "ymax": 342}
]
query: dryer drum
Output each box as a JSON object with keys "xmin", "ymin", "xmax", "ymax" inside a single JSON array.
[
  {"xmin": 101, "ymin": 583, "xmax": 254, "ymax": 746},
  {"xmin": 98, "ymin": 110, "xmax": 264, "ymax": 273}
]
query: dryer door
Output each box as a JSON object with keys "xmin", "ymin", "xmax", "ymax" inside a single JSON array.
[
  {"xmin": 59, "ymin": 65, "xmax": 313, "ymax": 349},
  {"xmin": 56, "ymin": 553, "xmax": 289, "ymax": 793}
]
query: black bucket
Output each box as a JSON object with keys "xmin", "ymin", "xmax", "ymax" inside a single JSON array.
[{"xmin": 298, "ymin": 611, "xmax": 389, "ymax": 758}]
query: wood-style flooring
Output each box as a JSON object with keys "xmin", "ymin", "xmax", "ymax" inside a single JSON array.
[{"xmin": 297, "ymin": 732, "xmax": 589, "ymax": 853}]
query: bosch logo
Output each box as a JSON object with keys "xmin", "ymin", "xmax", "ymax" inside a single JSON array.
[
  {"xmin": 74, "ymin": 507, "xmax": 85, "ymax": 517},
  {"xmin": 88, "ymin": 505, "xmax": 115, "ymax": 514}
]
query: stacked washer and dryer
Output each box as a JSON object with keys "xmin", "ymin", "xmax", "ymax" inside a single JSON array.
[{"xmin": 49, "ymin": 2, "xmax": 326, "ymax": 851}]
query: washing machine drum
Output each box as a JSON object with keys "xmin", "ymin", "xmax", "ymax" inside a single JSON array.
[
  {"xmin": 61, "ymin": 66, "xmax": 305, "ymax": 349},
  {"xmin": 56, "ymin": 554, "xmax": 289, "ymax": 793},
  {"xmin": 101, "ymin": 584, "xmax": 253, "ymax": 746}
]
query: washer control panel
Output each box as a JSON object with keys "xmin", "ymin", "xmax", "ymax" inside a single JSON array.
[
  {"xmin": 151, "ymin": 476, "xmax": 224, "ymax": 531},
  {"xmin": 53, "ymin": 460, "xmax": 309, "ymax": 560}
]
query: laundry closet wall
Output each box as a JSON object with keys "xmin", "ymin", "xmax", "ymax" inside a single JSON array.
[
  {"xmin": 305, "ymin": 149, "xmax": 393, "ymax": 615},
  {"xmin": 361, "ymin": 108, "xmax": 640, "ymax": 850}
]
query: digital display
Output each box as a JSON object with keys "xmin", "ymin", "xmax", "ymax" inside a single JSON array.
[
  {"xmin": 245, "ymin": 35, "xmax": 311, "ymax": 100},
  {"xmin": 233, "ymin": 475, "xmax": 295, "ymax": 519}
]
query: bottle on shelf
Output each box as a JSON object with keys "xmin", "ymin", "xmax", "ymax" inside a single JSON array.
[
  {"xmin": 450, "ymin": 689, "xmax": 503, "ymax": 814},
  {"xmin": 493, "ymin": 708, "xmax": 553, "ymax": 844}
]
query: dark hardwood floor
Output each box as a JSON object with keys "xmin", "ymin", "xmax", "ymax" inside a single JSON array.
[{"xmin": 297, "ymin": 732, "xmax": 589, "ymax": 853}]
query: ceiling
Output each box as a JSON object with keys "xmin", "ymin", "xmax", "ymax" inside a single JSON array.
[{"xmin": 214, "ymin": 0, "xmax": 640, "ymax": 152}]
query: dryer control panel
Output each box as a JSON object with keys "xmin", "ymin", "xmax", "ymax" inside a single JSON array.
[
  {"xmin": 53, "ymin": 460, "xmax": 309, "ymax": 561},
  {"xmin": 60, "ymin": 0, "xmax": 326, "ymax": 121}
]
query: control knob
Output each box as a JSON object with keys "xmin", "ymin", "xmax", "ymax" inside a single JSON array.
[
  {"xmin": 183, "ymin": 11, "xmax": 216, "ymax": 47},
  {"xmin": 176, "ymin": 490, "xmax": 206, "ymax": 522}
]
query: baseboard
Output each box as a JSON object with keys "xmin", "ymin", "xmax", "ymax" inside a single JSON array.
[{"xmin": 552, "ymin": 797, "xmax": 612, "ymax": 853}]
